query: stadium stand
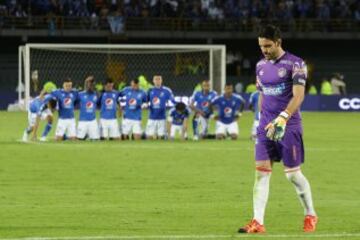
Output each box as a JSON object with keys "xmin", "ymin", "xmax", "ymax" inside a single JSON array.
[{"xmin": 0, "ymin": 0, "xmax": 359, "ymax": 32}]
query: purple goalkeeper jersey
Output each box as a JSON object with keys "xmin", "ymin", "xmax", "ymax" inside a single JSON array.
[{"xmin": 256, "ymin": 52, "xmax": 307, "ymax": 131}]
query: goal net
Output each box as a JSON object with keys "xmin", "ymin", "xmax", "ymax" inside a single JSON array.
[{"xmin": 19, "ymin": 44, "xmax": 226, "ymax": 110}]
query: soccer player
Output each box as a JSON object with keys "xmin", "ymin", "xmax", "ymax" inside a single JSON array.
[
  {"xmin": 238, "ymin": 25, "xmax": 317, "ymax": 234},
  {"xmin": 190, "ymin": 80, "xmax": 217, "ymax": 140},
  {"xmin": 146, "ymin": 75, "xmax": 176, "ymax": 139},
  {"xmin": 120, "ymin": 78, "xmax": 147, "ymax": 140},
  {"xmin": 22, "ymin": 89, "xmax": 56, "ymax": 142},
  {"xmin": 77, "ymin": 76, "xmax": 100, "ymax": 140},
  {"xmin": 249, "ymin": 90, "xmax": 260, "ymax": 140},
  {"xmin": 167, "ymin": 102, "xmax": 189, "ymax": 140},
  {"xmin": 211, "ymin": 83, "xmax": 245, "ymax": 140},
  {"xmin": 99, "ymin": 78, "xmax": 121, "ymax": 140},
  {"xmin": 43, "ymin": 78, "xmax": 78, "ymax": 141}
]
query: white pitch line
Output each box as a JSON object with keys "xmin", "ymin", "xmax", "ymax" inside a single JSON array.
[
  {"xmin": 16, "ymin": 139, "xmax": 360, "ymax": 152},
  {"xmin": 2, "ymin": 233, "xmax": 360, "ymax": 240}
]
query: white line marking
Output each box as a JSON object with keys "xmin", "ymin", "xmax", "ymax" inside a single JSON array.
[
  {"xmin": 2, "ymin": 233, "xmax": 360, "ymax": 240},
  {"xmin": 15, "ymin": 139, "xmax": 360, "ymax": 152}
]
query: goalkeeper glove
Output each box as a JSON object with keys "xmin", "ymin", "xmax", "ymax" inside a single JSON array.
[{"xmin": 265, "ymin": 110, "xmax": 290, "ymax": 141}]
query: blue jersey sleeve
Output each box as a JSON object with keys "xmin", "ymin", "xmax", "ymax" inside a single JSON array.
[
  {"xmin": 211, "ymin": 96, "xmax": 220, "ymax": 106},
  {"xmin": 235, "ymin": 94, "xmax": 246, "ymax": 112},
  {"xmin": 249, "ymin": 92, "xmax": 255, "ymax": 106},
  {"xmin": 146, "ymin": 89, "xmax": 151, "ymax": 102},
  {"xmin": 168, "ymin": 108, "xmax": 175, "ymax": 119},
  {"xmin": 165, "ymin": 87, "xmax": 176, "ymax": 105},
  {"xmin": 142, "ymin": 91, "xmax": 148, "ymax": 103},
  {"xmin": 38, "ymin": 91, "xmax": 57, "ymax": 114},
  {"xmin": 190, "ymin": 91, "xmax": 197, "ymax": 101}
]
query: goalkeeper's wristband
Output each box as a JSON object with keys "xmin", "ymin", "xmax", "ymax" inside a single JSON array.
[{"xmin": 279, "ymin": 110, "xmax": 291, "ymax": 121}]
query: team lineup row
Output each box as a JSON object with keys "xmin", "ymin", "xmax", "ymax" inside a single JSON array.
[{"xmin": 23, "ymin": 75, "xmax": 260, "ymax": 142}]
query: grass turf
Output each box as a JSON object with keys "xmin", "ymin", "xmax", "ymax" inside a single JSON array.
[{"xmin": 0, "ymin": 111, "xmax": 359, "ymax": 239}]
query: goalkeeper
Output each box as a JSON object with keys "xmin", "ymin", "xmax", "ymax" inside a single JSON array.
[{"xmin": 238, "ymin": 24, "xmax": 317, "ymax": 234}]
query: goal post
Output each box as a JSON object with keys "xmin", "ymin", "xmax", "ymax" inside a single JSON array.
[{"xmin": 20, "ymin": 44, "xmax": 226, "ymax": 110}]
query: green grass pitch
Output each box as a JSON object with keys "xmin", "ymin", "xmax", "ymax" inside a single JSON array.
[{"xmin": 0, "ymin": 111, "xmax": 359, "ymax": 239}]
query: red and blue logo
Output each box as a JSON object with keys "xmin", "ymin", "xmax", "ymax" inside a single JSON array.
[
  {"xmin": 64, "ymin": 98, "xmax": 72, "ymax": 106},
  {"xmin": 129, "ymin": 98, "xmax": 137, "ymax": 106},
  {"xmin": 86, "ymin": 101, "xmax": 94, "ymax": 109},
  {"xmin": 224, "ymin": 107, "xmax": 232, "ymax": 115},
  {"xmin": 105, "ymin": 98, "xmax": 113, "ymax": 106},
  {"xmin": 152, "ymin": 96, "xmax": 160, "ymax": 105},
  {"xmin": 201, "ymin": 101, "xmax": 209, "ymax": 107}
]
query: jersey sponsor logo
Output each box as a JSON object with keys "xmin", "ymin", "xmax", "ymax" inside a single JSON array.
[
  {"xmin": 64, "ymin": 97, "xmax": 72, "ymax": 106},
  {"xmin": 262, "ymin": 83, "xmax": 286, "ymax": 96},
  {"xmin": 278, "ymin": 67, "xmax": 287, "ymax": 78},
  {"xmin": 86, "ymin": 101, "xmax": 94, "ymax": 109},
  {"xmin": 224, "ymin": 107, "xmax": 232, "ymax": 117},
  {"xmin": 339, "ymin": 98, "xmax": 360, "ymax": 110},
  {"xmin": 152, "ymin": 96, "xmax": 160, "ymax": 105},
  {"xmin": 129, "ymin": 98, "xmax": 137, "ymax": 106},
  {"xmin": 201, "ymin": 101, "xmax": 209, "ymax": 107},
  {"xmin": 105, "ymin": 98, "xmax": 114, "ymax": 106}
]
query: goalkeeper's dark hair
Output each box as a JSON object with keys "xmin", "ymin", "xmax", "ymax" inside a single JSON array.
[
  {"xmin": 258, "ymin": 24, "xmax": 281, "ymax": 41},
  {"xmin": 175, "ymin": 102, "xmax": 186, "ymax": 112}
]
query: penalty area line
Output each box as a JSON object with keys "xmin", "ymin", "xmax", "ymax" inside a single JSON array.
[{"xmin": 2, "ymin": 233, "xmax": 360, "ymax": 240}]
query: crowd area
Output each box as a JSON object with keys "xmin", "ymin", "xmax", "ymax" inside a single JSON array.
[{"xmin": 1, "ymin": 0, "xmax": 359, "ymax": 21}]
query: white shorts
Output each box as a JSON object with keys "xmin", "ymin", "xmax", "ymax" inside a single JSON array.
[
  {"xmin": 252, "ymin": 120, "xmax": 259, "ymax": 136},
  {"xmin": 194, "ymin": 115, "xmax": 209, "ymax": 136},
  {"xmin": 215, "ymin": 121, "xmax": 239, "ymax": 135},
  {"xmin": 170, "ymin": 124, "xmax": 186, "ymax": 138},
  {"xmin": 122, "ymin": 118, "xmax": 142, "ymax": 135},
  {"xmin": 28, "ymin": 109, "xmax": 52, "ymax": 127},
  {"xmin": 56, "ymin": 118, "xmax": 76, "ymax": 138},
  {"xmin": 146, "ymin": 119, "xmax": 166, "ymax": 137},
  {"xmin": 100, "ymin": 119, "xmax": 120, "ymax": 138},
  {"xmin": 77, "ymin": 120, "xmax": 100, "ymax": 140}
]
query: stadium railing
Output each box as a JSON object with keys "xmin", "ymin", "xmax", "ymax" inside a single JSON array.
[{"xmin": 1, "ymin": 16, "xmax": 359, "ymax": 33}]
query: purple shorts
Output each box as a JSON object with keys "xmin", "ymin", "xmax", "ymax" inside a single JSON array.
[{"xmin": 255, "ymin": 128, "xmax": 304, "ymax": 168}]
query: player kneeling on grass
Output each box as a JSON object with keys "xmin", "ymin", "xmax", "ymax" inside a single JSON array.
[
  {"xmin": 146, "ymin": 75, "xmax": 176, "ymax": 139},
  {"xmin": 99, "ymin": 78, "xmax": 121, "ymax": 140},
  {"xmin": 22, "ymin": 89, "xmax": 56, "ymax": 142},
  {"xmin": 190, "ymin": 80, "xmax": 217, "ymax": 140},
  {"xmin": 167, "ymin": 102, "xmax": 189, "ymax": 140},
  {"xmin": 120, "ymin": 78, "xmax": 147, "ymax": 140},
  {"xmin": 42, "ymin": 78, "xmax": 78, "ymax": 141},
  {"xmin": 211, "ymin": 83, "xmax": 245, "ymax": 140},
  {"xmin": 77, "ymin": 76, "xmax": 100, "ymax": 140}
]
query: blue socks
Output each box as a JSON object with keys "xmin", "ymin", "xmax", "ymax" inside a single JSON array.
[{"xmin": 41, "ymin": 123, "xmax": 52, "ymax": 137}]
